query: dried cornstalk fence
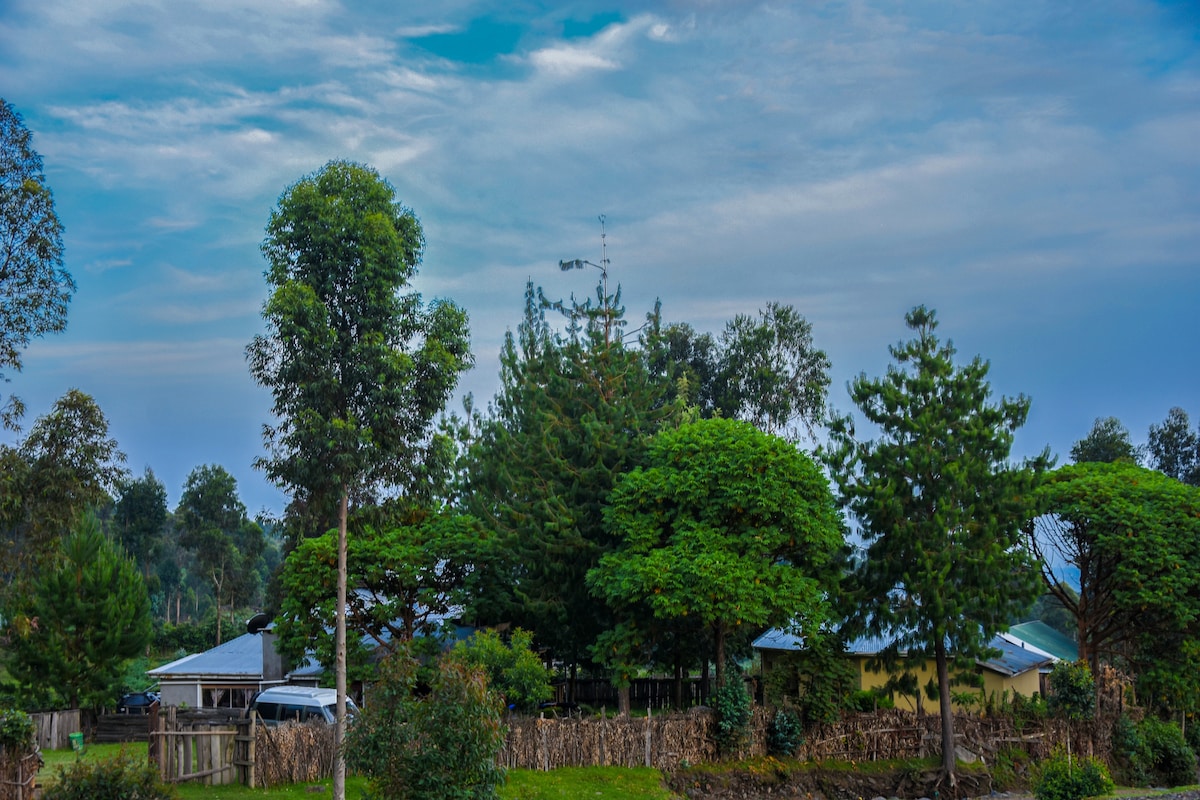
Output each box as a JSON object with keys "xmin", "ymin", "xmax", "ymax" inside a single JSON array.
[
  {"xmin": 249, "ymin": 718, "xmax": 337, "ymax": 788},
  {"xmin": 500, "ymin": 708, "xmax": 715, "ymax": 770}
]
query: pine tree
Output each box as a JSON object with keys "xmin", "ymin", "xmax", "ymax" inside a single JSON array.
[{"xmin": 826, "ymin": 305, "xmax": 1048, "ymax": 784}]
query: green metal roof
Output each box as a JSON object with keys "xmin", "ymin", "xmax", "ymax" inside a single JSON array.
[{"xmin": 1007, "ymin": 620, "xmax": 1079, "ymax": 662}]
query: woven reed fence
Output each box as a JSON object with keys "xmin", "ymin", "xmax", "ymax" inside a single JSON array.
[
  {"xmin": 250, "ymin": 719, "xmax": 337, "ymax": 788},
  {"xmin": 500, "ymin": 708, "xmax": 716, "ymax": 770},
  {"xmin": 499, "ymin": 706, "xmax": 1109, "ymax": 770}
]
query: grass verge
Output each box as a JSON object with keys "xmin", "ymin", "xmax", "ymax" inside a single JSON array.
[{"xmin": 37, "ymin": 744, "xmax": 676, "ymax": 799}]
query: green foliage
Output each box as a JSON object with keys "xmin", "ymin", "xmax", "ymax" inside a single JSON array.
[
  {"xmin": 248, "ymin": 159, "xmax": 471, "ymax": 536},
  {"xmin": 1070, "ymin": 417, "xmax": 1139, "ymax": 465},
  {"xmin": 1, "ymin": 390, "xmax": 127, "ymax": 580},
  {"xmin": 7, "ymin": 512, "xmax": 151, "ymax": 709},
  {"xmin": 1147, "ymin": 407, "xmax": 1199, "ymax": 486},
  {"xmin": 713, "ymin": 668, "xmax": 752, "ymax": 758},
  {"xmin": 1031, "ymin": 752, "xmax": 1113, "ymax": 800},
  {"xmin": 1028, "ymin": 462, "xmax": 1200, "ymax": 704},
  {"xmin": 0, "ymin": 707, "xmax": 34, "ymax": 750},
  {"xmin": 761, "ymin": 634, "xmax": 861, "ymax": 726},
  {"xmin": 990, "ymin": 745, "xmax": 1034, "ymax": 791},
  {"xmin": 766, "ymin": 707, "xmax": 803, "ymax": 757},
  {"xmin": 846, "ymin": 689, "xmax": 895, "ymax": 713},
  {"xmin": 591, "ymin": 417, "xmax": 845, "ymax": 691},
  {"xmin": 275, "ymin": 502, "xmax": 481, "ymax": 682},
  {"xmin": 826, "ymin": 305, "xmax": 1049, "ymax": 776},
  {"xmin": 453, "ymin": 628, "xmax": 553, "ymax": 714},
  {"xmin": 175, "ymin": 464, "xmax": 265, "ymax": 625},
  {"xmin": 41, "ymin": 750, "xmax": 178, "ymax": 800},
  {"xmin": 465, "ymin": 281, "xmax": 664, "ymax": 672},
  {"xmin": 1112, "ymin": 715, "xmax": 1196, "ymax": 788},
  {"xmin": 347, "ymin": 647, "xmax": 506, "ymax": 800},
  {"xmin": 1048, "ymin": 661, "xmax": 1095, "ymax": 722},
  {"xmin": 0, "ymin": 98, "xmax": 73, "ymax": 432}
]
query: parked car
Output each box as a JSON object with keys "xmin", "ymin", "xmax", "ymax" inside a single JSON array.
[
  {"xmin": 246, "ymin": 685, "xmax": 358, "ymax": 726},
  {"xmin": 117, "ymin": 691, "xmax": 160, "ymax": 714}
]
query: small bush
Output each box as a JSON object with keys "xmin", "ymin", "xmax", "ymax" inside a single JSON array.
[
  {"xmin": 1031, "ymin": 752, "xmax": 1113, "ymax": 800},
  {"xmin": 40, "ymin": 751, "xmax": 177, "ymax": 800},
  {"xmin": 0, "ymin": 708, "xmax": 35, "ymax": 750},
  {"xmin": 713, "ymin": 670, "xmax": 752, "ymax": 758},
  {"xmin": 348, "ymin": 647, "xmax": 506, "ymax": 800},
  {"xmin": 766, "ymin": 708, "xmax": 803, "ymax": 757},
  {"xmin": 1115, "ymin": 715, "xmax": 1196, "ymax": 788}
]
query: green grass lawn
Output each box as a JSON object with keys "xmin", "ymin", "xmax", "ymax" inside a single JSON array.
[{"xmin": 37, "ymin": 743, "xmax": 677, "ymax": 799}]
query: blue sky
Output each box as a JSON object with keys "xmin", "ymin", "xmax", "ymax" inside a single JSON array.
[{"xmin": 1, "ymin": 1, "xmax": 1197, "ymax": 515}]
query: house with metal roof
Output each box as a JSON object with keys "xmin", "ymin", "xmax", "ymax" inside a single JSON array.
[
  {"xmin": 148, "ymin": 630, "xmax": 285, "ymax": 709},
  {"xmin": 753, "ymin": 626, "xmax": 1055, "ymax": 712}
]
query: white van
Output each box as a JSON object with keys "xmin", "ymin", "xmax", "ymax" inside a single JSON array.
[{"xmin": 247, "ymin": 686, "xmax": 359, "ymax": 726}]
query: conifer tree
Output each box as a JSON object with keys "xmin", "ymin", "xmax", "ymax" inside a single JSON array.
[{"xmin": 826, "ymin": 306, "xmax": 1048, "ymax": 785}]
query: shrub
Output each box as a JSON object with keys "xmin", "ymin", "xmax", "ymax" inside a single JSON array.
[
  {"xmin": 452, "ymin": 627, "xmax": 552, "ymax": 713},
  {"xmin": 347, "ymin": 647, "xmax": 506, "ymax": 800},
  {"xmin": 713, "ymin": 669, "xmax": 752, "ymax": 758},
  {"xmin": 766, "ymin": 707, "xmax": 803, "ymax": 757},
  {"xmin": 1114, "ymin": 715, "xmax": 1196, "ymax": 788},
  {"xmin": 0, "ymin": 708, "xmax": 35, "ymax": 751},
  {"xmin": 40, "ymin": 750, "xmax": 177, "ymax": 800},
  {"xmin": 1031, "ymin": 752, "xmax": 1113, "ymax": 800}
]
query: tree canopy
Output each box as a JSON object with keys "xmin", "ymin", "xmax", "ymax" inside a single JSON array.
[
  {"xmin": 0, "ymin": 99, "xmax": 74, "ymax": 431},
  {"xmin": 1146, "ymin": 407, "xmax": 1199, "ymax": 486},
  {"xmin": 1071, "ymin": 416, "xmax": 1139, "ymax": 465},
  {"xmin": 590, "ymin": 417, "xmax": 845, "ymax": 691},
  {"xmin": 1026, "ymin": 460, "xmax": 1200, "ymax": 710},
  {"xmin": 826, "ymin": 305, "xmax": 1048, "ymax": 782},
  {"xmin": 5, "ymin": 513, "xmax": 152, "ymax": 709}
]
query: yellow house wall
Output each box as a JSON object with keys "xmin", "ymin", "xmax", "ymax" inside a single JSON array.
[{"xmin": 854, "ymin": 656, "xmax": 1039, "ymax": 712}]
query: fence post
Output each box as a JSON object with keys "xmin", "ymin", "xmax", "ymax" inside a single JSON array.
[
  {"xmin": 599, "ymin": 707, "xmax": 606, "ymax": 767},
  {"xmin": 645, "ymin": 704, "xmax": 652, "ymax": 768}
]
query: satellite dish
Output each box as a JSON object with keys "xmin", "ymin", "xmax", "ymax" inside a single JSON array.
[{"xmin": 246, "ymin": 613, "xmax": 271, "ymax": 635}]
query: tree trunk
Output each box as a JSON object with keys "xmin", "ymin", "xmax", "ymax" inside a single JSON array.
[
  {"xmin": 618, "ymin": 685, "xmax": 631, "ymax": 717},
  {"xmin": 934, "ymin": 639, "xmax": 957, "ymax": 787},
  {"xmin": 714, "ymin": 623, "xmax": 726, "ymax": 689},
  {"xmin": 333, "ymin": 491, "xmax": 349, "ymax": 800}
]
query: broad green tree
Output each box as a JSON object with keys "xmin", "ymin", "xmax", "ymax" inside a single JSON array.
[
  {"xmin": 1026, "ymin": 461, "xmax": 1200, "ymax": 709},
  {"xmin": 826, "ymin": 305, "xmax": 1048, "ymax": 784},
  {"xmin": 0, "ymin": 99, "xmax": 74, "ymax": 431},
  {"xmin": 1147, "ymin": 407, "xmax": 1199, "ymax": 486},
  {"xmin": 590, "ymin": 417, "xmax": 845, "ymax": 692},
  {"xmin": 6, "ymin": 513, "xmax": 151, "ymax": 709},
  {"xmin": 1071, "ymin": 416, "xmax": 1139, "ymax": 465},
  {"xmin": 275, "ymin": 502, "xmax": 480, "ymax": 683},
  {"xmin": 246, "ymin": 160, "xmax": 471, "ymax": 800},
  {"xmin": 175, "ymin": 464, "xmax": 264, "ymax": 645}
]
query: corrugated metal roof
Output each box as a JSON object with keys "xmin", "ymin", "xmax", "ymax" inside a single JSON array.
[
  {"xmin": 1006, "ymin": 621, "xmax": 1079, "ymax": 662},
  {"xmin": 752, "ymin": 626, "xmax": 1053, "ymax": 677},
  {"xmin": 148, "ymin": 632, "xmax": 264, "ymax": 679}
]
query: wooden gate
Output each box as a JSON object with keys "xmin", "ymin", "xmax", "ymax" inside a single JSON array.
[{"xmin": 152, "ymin": 708, "xmax": 253, "ymax": 786}]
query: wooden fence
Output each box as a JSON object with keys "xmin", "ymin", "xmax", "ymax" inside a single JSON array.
[
  {"xmin": 152, "ymin": 707, "xmax": 250, "ymax": 786},
  {"xmin": 27, "ymin": 710, "xmax": 81, "ymax": 751}
]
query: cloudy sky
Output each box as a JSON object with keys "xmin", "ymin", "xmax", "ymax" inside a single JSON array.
[{"xmin": 2, "ymin": 1, "xmax": 1197, "ymax": 515}]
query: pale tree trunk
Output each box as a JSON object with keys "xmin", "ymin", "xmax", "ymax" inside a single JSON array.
[
  {"xmin": 934, "ymin": 639, "xmax": 957, "ymax": 787},
  {"xmin": 334, "ymin": 491, "xmax": 349, "ymax": 800}
]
